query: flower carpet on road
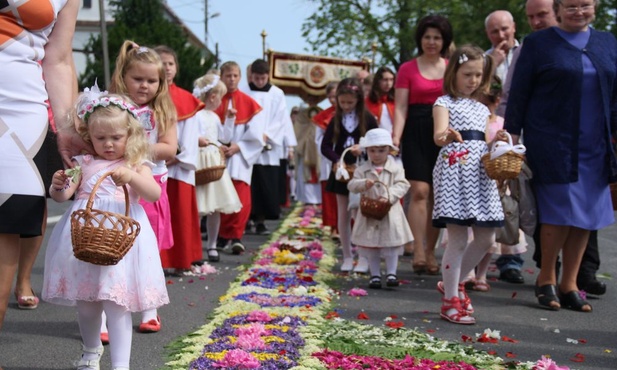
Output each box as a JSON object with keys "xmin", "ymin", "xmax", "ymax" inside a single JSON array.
[{"xmin": 165, "ymin": 205, "xmax": 568, "ymax": 369}]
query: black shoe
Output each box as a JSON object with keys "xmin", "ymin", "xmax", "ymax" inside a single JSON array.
[
  {"xmin": 499, "ymin": 268, "xmax": 524, "ymax": 284},
  {"xmin": 255, "ymin": 223, "xmax": 271, "ymax": 235},
  {"xmin": 207, "ymin": 249, "xmax": 220, "ymax": 263},
  {"xmin": 578, "ymin": 279, "xmax": 607, "ymax": 296},
  {"xmin": 230, "ymin": 239, "xmax": 245, "ymax": 255},
  {"xmin": 386, "ymin": 274, "xmax": 399, "ymax": 287},
  {"xmin": 369, "ymin": 276, "xmax": 382, "ymax": 289},
  {"xmin": 245, "ymin": 220, "xmax": 254, "ymax": 234},
  {"xmin": 216, "ymin": 237, "xmax": 229, "ymax": 250}
]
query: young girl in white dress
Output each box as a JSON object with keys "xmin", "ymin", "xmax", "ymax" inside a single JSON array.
[
  {"xmin": 432, "ymin": 45, "xmax": 503, "ymax": 325},
  {"xmin": 193, "ymin": 73, "xmax": 242, "ymax": 262},
  {"xmin": 43, "ymin": 93, "xmax": 169, "ymax": 369},
  {"xmin": 348, "ymin": 128, "xmax": 413, "ymax": 289}
]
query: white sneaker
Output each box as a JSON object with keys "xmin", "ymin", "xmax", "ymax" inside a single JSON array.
[
  {"xmin": 340, "ymin": 258, "xmax": 354, "ymax": 272},
  {"xmin": 353, "ymin": 257, "xmax": 369, "ymax": 273}
]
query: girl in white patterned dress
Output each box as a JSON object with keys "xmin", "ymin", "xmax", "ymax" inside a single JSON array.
[
  {"xmin": 43, "ymin": 93, "xmax": 169, "ymax": 369},
  {"xmin": 432, "ymin": 45, "xmax": 503, "ymax": 325},
  {"xmin": 193, "ymin": 73, "xmax": 242, "ymax": 262}
]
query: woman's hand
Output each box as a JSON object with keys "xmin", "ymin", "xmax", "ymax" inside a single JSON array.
[
  {"xmin": 57, "ymin": 129, "xmax": 93, "ymax": 168},
  {"xmin": 111, "ymin": 167, "xmax": 133, "ymax": 187},
  {"xmin": 365, "ymin": 179, "xmax": 374, "ymax": 189}
]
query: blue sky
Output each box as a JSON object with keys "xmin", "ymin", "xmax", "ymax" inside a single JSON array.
[{"xmin": 167, "ymin": 0, "xmax": 318, "ymax": 107}]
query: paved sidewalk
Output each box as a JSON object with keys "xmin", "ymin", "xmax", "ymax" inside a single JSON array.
[{"xmin": 0, "ymin": 200, "xmax": 615, "ymax": 369}]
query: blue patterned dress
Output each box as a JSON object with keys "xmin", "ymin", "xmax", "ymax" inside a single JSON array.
[{"xmin": 432, "ymin": 95, "xmax": 504, "ymax": 228}]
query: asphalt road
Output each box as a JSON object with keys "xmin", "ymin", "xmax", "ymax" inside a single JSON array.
[{"xmin": 0, "ymin": 200, "xmax": 616, "ymax": 369}]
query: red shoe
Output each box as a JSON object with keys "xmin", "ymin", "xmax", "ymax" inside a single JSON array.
[
  {"xmin": 139, "ymin": 316, "xmax": 161, "ymax": 333},
  {"xmin": 436, "ymin": 281, "xmax": 474, "ymax": 314},
  {"xmin": 100, "ymin": 332, "xmax": 109, "ymax": 345}
]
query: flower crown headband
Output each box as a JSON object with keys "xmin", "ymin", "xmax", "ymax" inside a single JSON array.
[
  {"xmin": 76, "ymin": 81, "xmax": 154, "ymax": 130},
  {"xmin": 192, "ymin": 74, "xmax": 220, "ymax": 97}
]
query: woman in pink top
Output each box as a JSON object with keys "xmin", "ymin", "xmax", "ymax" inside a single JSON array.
[{"xmin": 392, "ymin": 15, "xmax": 453, "ymax": 275}]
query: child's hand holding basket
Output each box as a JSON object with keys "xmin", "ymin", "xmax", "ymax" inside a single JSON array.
[
  {"xmin": 360, "ymin": 180, "xmax": 392, "ymax": 220},
  {"xmin": 481, "ymin": 132, "xmax": 526, "ymax": 181},
  {"xmin": 335, "ymin": 146, "xmax": 358, "ymax": 183},
  {"xmin": 71, "ymin": 171, "xmax": 141, "ymax": 266}
]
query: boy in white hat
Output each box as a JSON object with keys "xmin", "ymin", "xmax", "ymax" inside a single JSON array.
[{"xmin": 348, "ymin": 128, "xmax": 414, "ymax": 288}]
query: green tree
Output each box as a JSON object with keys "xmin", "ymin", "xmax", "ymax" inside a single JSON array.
[
  {"xmin": 302, "ymin": 0, "xmax": 616, "ymax": 70},
  {"xmin": 79, "ymin": 0, "xmax": 213, "ymax": 91}
]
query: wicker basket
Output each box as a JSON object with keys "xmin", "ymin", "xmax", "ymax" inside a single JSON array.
[
  {"xmin": 71, "ymin": 172, "xmax": 141, "ymax": 266},
  {"xmin": 335, "ymin": 147, "xmax": 357, "ymax": 183},
  {"xmin": 481, "ymin": 133, "xmax": 524, "ymax": 181},
  {"xmin": 360, "ymin": 181, "xmax": 392, "ymax": 220},
  {"xmin": 195, "ymin": 143, "xmax": 226, "ymax": 185},
  {"xmin": 611, "ymin": 183, "xmax": 617, "ymax": 211}
]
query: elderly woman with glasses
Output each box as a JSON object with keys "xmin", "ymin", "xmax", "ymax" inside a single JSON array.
[{"xmin": 504, "ymin": 0, "xmax": 617, "ymax": 312}]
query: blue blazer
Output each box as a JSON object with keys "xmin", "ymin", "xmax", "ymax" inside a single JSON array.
[{"xmin": 504, "ymin": 27, "xmax": 617, "ymax": 184}]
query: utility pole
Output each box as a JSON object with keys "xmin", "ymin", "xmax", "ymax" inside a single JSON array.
[
  {"xmin": 204, "ymin": 0, "xmax": 208, "ymax": 49},
  {"xmin": 99, "ymin": 0, "xmax": 110, "ymax": 88}
]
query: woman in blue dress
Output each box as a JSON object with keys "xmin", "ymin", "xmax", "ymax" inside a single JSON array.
[{"xmin": 505, "ymin": 0, "xmax": 617, "ymax": 312}]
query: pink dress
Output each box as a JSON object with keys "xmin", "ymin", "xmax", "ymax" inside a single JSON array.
[{"xmin": 42, "ymin": 155, "xmax": 169, "ymax": 312}]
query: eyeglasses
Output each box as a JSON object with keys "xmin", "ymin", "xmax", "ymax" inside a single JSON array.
[{"xmin": 562, "ymin": 4, "xmax": 594, "ymax": 14}]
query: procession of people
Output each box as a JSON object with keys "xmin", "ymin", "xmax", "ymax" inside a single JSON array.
[{"xmin": 1, "ymin": 0, "xmax": 615, "ymax": 368}]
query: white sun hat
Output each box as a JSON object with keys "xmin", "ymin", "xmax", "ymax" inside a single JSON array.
[{"xmin": 359, "ymin": 128, "xmax": 399, "ymax": 151}]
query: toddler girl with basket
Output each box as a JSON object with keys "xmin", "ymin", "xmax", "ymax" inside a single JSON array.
[
  {"xmin": 348, "ymin": 128, "xmax": 413, "ymax": 289},
  {"xmin": 42, "ymin": 91, "xmax": 169, "ymax": 369}
]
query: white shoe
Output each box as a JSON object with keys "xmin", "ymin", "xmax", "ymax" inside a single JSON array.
[
  {"xmin": 353, "ymin": 257, "xmax": 369, "ymax": 273},
  {"xmin": 76, "ymin": 345, "xmax": 104, "ymax": 370},
  {"xmin": 340, "ymin": 258, "xmax": 354, "ymax": 272}
]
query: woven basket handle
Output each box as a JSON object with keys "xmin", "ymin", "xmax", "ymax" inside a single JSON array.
[
  {"xmin": 86, "ymin": 171, "xmax": 131, "ymax": 217},
  {"xmin": 340, "ymin": 146, "xmax": 358, "ymax": 165},
  {"xmin": 205, "ymin": 142, "xmax": 226, "ymax": 166},
  {"xmin": 368, "ymin": 180, "xmax": 391, "ymax": 202}
]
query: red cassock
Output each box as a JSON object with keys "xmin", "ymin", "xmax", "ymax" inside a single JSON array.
[
  {"xmin": 214, "ymin": 90, "xmax": 262, "ymax": 125},
  {"xmin": 215, "ymin": 90, "xmax": 262, "ymax": 240},
  {"xmin": 364, "ymin": 95, "xmax": 395, "ymax": 126},
  {"xmin": 160, "ymin": 84, "xmax": 206, "ymax": 269},
  {"xmin": 311, "ymin": 106, "xmax": 338, "ymax": 230}
]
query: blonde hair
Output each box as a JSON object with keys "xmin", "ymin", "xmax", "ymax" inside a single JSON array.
[
  {"xmin": 193, "ymin": 73, "xmax": 227, "ymax": 103},
  {"xmin": 443, "ymin": 44, "xmax": 495, "ymax": 100},
  {"xmin": 74, "ymin": 94, "xmax": 150, "ymax": 167},
  {"xmin": 110, "ymin": 40, "xmax": 177, "ymax": 136}
]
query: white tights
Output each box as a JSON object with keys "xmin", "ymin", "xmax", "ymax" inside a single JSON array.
[
  {"xmin": 78, "ymin": 300, "xmax": 132, "ymax": 368},
  {"xmin": 361, "ymin": 247, "xmax": 399, "ymax": 277},
  {"xmin": 335, "ymin": 194, "xmax": 352, "ymax": 259},
  {"xmin": 441, "ymin": 225, "xmax": 496, "ymax": 298},
  {"xmin": 206, "ymin": 212, "xmax": 221, "ymax": 251}
]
